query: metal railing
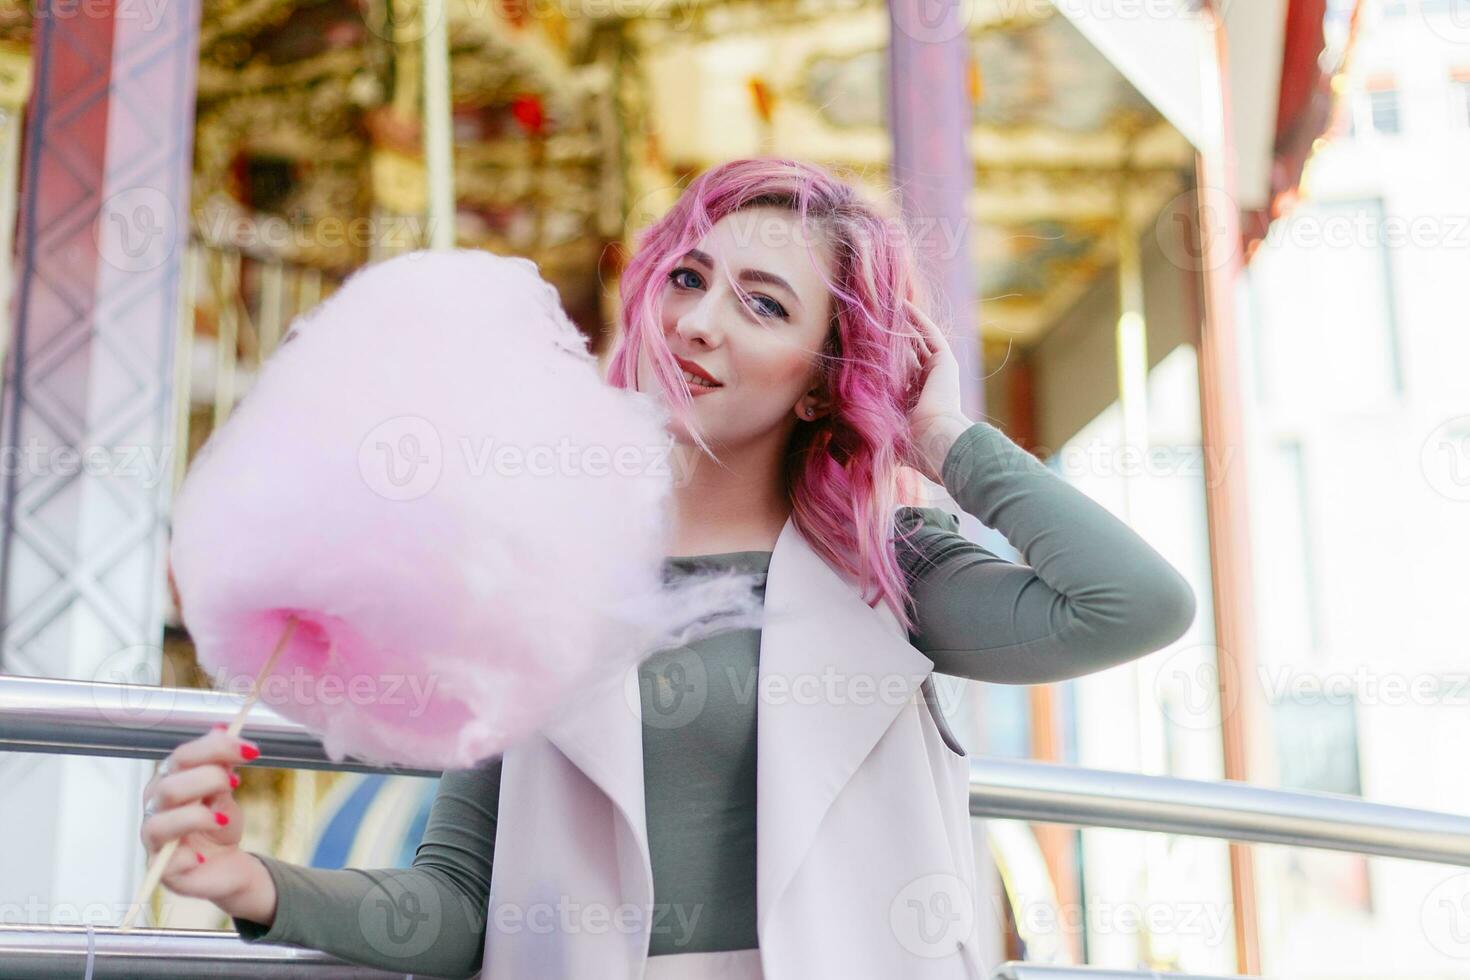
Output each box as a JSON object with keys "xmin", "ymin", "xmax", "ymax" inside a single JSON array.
[
  {"xmin": 0, "ymin": 924, "xmax": 413, "ymax": 979},
  {"xmin": 993, "ymin": 967, "xmax": 1247, "ymax": 980},
  {"xmin": 0, "ymin": 926, "xmax": 1254, "ymax": 980},
  {"xmin": 6, "ymin": 674, "xmax": 1470, "ymax": 866},
  {"xmin": 0, "ymin": 675, "xmax": 435, "ymax": 777},
  {"xmin": 7, "ymin": 673, "xmax": 1468, "ymax": 978}
]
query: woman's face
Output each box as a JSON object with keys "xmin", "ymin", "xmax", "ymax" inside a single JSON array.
[{"xmin": 636, "ymin": 206, "xmax": 836, "ymax": 449}]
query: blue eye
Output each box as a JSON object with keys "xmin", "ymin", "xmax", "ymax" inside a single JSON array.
[
  {"xmin": 748, "ymin": 295, "xmax": 789, "ymax": 319},
  {"xmin": 668, "ymin": 267, "xmax": 702, "ymax": 290}
]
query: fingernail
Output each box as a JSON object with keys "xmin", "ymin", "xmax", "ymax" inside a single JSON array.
[
  {"xmin": 214, "ymin": 811, "xmax": 230, "ymax": 826},
  {"xmin": 195, "ymin": 851, "xmax": 205, "ymax": 864},
  {"xmin": 228, "ymin": 772, "xmax": 240, "ymax": 789},
  {"xmin": 239, "ymin": 744, "xmax": 260, "ymax": 761},
  {"xmin": 211, "ymin": 723, "xmax": 228, "ymax": 731}
]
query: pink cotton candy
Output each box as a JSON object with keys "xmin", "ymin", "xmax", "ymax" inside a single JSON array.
[{"xmin": 169, "ymin": 249, "xmax": 764, "ymax": 770}]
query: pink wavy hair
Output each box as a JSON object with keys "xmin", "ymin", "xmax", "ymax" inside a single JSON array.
[{"xmin": 604, "ymin": 157, "xmax": 944, "ymax": 633}]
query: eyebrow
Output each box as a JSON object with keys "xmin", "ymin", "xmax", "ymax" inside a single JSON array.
[{"xmin": 681, "ymin": 249, "xmax": 804, "ymax": 311}]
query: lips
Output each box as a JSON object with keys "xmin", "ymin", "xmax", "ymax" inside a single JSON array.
[{"xmin": 674, "ymin": 356, "xmax": 722, "ymax": 386}]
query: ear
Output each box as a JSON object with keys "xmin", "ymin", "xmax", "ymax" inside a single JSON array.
[{"xmin": 796, "ymin": 384, "xmax": 833, "ymax": 422}]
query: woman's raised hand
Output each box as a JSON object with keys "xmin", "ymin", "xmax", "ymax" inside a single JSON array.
[{"xmin": 903, "ymin": 299, "xmax": 972, "ymax": 483}]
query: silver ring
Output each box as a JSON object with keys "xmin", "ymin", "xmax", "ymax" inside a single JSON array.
[
  {"xmin": 143, "ymin": 799, "xmax": 159, "ymax": 818},
  {"xmin": 156, "ymin": 758, "xmax": 174, "ymax": 778}
]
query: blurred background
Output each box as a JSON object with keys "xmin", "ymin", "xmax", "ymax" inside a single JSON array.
[{"xmin": 0, "ymin": 0, "xmax": 1468, "ymax": 977}]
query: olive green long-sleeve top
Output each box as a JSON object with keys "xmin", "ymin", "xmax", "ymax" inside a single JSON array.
[{"xmin": 232, "ymin": 419, "xmax": 1196, "ymax": 979}]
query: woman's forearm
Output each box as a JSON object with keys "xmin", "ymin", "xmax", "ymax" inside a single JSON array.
[
  {"xmin": 904, "ymin": 418, "xmax": 1197, "ymax": 682},
  {"xmin": 231, "ymin": 853, "xmax": 487, "ymax": 980}
]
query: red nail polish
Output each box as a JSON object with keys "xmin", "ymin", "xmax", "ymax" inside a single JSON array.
[
  {"xmin": 239, "ymin": 744, "xmax": 260, "ymax": 761},
  {"xmin": 228, "ymin": 772, "xmax": 240, "ymax": 789},
  {"xmin": 211, "ymin": 723, "xmax": 228, "ymax": 731},
  {"xmin": 195, "ymin": 851, "xmax": 205, "ymax": 864},
  {"xmin": 214, "ymin": 811, "xmax": 229, "ymax": 826}
]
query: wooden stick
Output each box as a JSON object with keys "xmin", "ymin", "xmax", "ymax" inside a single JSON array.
[{"xmin": 119, "ymin": 614, "xmax": 300, "ymax": 931}]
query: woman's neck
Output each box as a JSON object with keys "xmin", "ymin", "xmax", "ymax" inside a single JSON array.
[{"xmin": 666, "ymin": 437, "xmax": 790, "ymax": 555}]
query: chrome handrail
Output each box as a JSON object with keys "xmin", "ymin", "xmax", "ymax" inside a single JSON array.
[
  {"xmin": 967, "ymin": 756, "xmax": 1470, "ymax": 866},
  {"xmin": 0, "ymin": 927, "xmax": 1251, "ymax": 979},
  {"xmin": 6, "ymin": 675, "xmax": 1470, "ymax": 866},
  {"xmin": 992, "ymin": 965, "xmax": 1247, "ymax": 979},
  {"xmin": 0, "ymin": 675, "xmax": 436, "ymax": 777},
  {"xmin": 0, "ymin": 925, "xmax": 413, "ymax": 978}
]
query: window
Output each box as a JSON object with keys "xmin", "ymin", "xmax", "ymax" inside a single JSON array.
[
  {"xmin": 1453, "ymin": 73, "xmax": 1470, "ymax": 129},
  {"xmin": 1419, "ymin": 0, "xmax": 1470, "ymax": 15},
  {"xmin": 1368, "ymin": 86, "xmax": 1402, "ymax": 134}
]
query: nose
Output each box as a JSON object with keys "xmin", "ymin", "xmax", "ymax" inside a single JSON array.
[{"xmin": 673, "ymin": 288, "xmax": 722, "ymax": 350}]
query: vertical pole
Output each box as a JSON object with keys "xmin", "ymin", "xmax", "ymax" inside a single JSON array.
[
  {"xmin": 421, "ymin": 0, "xmax": 455, "ymax": 251},
  {"xmin": 886, "ymin": 0, "xmax": 996, "ymax": 968},
  {"xmin": 885, "ymin": 0, "xmax": 982, "ymax": 418},
  {"xmin": 0, "ymin": 0, "xmax": 201, "ymax": 922},
  {"xmin": 0, "ymin": 44, "xmax": 30, "ymax": 380},
  {"xmin": 1194, "ymin": 1, "xmax": 1263, "ymax": 973}
]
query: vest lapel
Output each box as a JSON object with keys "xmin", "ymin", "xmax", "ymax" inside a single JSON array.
[
  {"xmin": 755, "ymin": 514, "xmax": 934, "ymax": 936},
  {"xmin": 537, "ymin": 513, "xmax": 936, "ymax": 953},
  {"xmin": 540, "ymin": 659, "xmax": 651, "ymax": 903}
]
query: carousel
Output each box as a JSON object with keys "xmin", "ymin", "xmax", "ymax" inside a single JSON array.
[{"xmin": 0, "ymin": 0, "xmax": 1197, "ymax": 955}]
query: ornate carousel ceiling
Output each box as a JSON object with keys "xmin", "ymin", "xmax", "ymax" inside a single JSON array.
[{"xmin": 1, "ymin": 0, "xmax": 1193, "ymax": 347}]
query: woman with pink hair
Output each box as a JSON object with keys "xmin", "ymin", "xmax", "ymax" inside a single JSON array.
[{"xmin": 143, "ymin": 158, "xmax": 1195, "ymax": 980}]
